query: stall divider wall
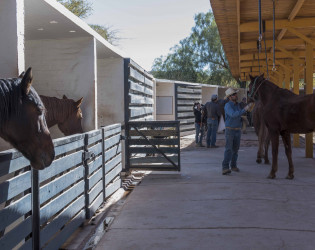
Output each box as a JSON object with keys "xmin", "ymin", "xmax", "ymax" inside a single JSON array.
[
  {"xmin": 175, "ymin": 83, "xmax": 202, "ymax": 136},
  {"xmin": 0, "ymin": 123, "xmax": 122, "ymax": 250}
]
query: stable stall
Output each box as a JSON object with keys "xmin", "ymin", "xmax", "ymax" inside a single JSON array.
[{"xmin": 0, "ymin": 0, "xmax": 127, "ymax": 150}]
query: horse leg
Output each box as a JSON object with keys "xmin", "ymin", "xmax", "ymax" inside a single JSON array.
[
  {"xmin": 268, "ymin": 130, "xmax": 279, "ymax": 179},
  {"xmin": 256, "ymin": 125, "xmax": 264, "ymax": 164},
  {"xmin": 264, "ymin": 130, "xmax": 270, "ymax": 164},
  {"xmin": 281, "ymin": 131, "xmax": 294, "ymax": 179}
]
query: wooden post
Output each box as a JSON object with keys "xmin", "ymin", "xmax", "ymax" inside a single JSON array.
[
  {"xmin": 278, "ymin": 69, "xmax": 284, "ymax": 88},
  {"xmin": 305, "ymin": 43, "xmax": 313, "ymax": 158},
  {"xmin": 293, "ymin": 59, "xmax": 300, "ymax": 147},
  {"xmin": 284, "ymin": 63, "xmax": 290, "ymax": 90}
]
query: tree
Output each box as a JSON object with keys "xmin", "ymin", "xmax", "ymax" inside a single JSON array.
[
  {"xmin": 151, "ymin": 11, "xmax": 238, "ymax": 86},
  {"xmin": 57, "ymin": 0, "xmax": 93, "ymax": 19},
  {"xmin": 57, "ymin": 0, "xmax": 120, "ymax": 45}
]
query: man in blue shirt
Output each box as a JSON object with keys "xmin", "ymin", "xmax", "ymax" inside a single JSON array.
[{"xmin": 222, "ymin": 88, "xmax": 253, "ymax": 175}]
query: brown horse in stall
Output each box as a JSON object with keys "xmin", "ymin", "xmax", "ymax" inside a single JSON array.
[
  {"xmin": 0, "ymin": 68, "xmax": 55, "ymax": 169},
  {"xmin": 40, "ymin": 95, "xmax": 83, "ymax": 136},
  {"xmin": 249, "ymin": 74, "xmax": 315, "ymax": 179}
]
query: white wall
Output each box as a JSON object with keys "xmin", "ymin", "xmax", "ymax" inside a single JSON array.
[
  {"xmin": 97, "ymin": 58, "xmax": 124, "ymax": 127},
  {"xmin": 25, "ymin": 37, "xmax": 97, "ymax": 138},
  {"xmin": 0, "ymin": 0, "xmax": 25, "ymax": 77},
  {"xmin": 156, "ymin": 81, "xmax": 175, "ymax": 120},
  {"xmin": 202, "ymin": 86, "xmax": 218, "ymax": 104}
]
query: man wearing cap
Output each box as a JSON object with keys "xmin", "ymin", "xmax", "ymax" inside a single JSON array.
[
  {"xmin": 222, "ymin": 88, "xmax": 253, "ymax": 175},
  {"xmin": 203, "ymin": 94, "xmax": 221, "ymax": 148}
]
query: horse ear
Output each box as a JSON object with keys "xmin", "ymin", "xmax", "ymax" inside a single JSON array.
[
  {"xmin": 18, "ymin": 71, "xmax": 25, "ymax": 78},
  {"xmin": 249, "ymin": 75, "xmax": 254, "ymax": 81},
  {"xmin": 63, "ymin": 95, "xmax": 68, "ymax": 99},
  {"xmin": 75, "ymin": 97, "xmax": 83, "ymax": 108},
  {"xmin": 21, "ymin": 67, "xmax": 33, "ymax": 95},
  {"xmin": 260, "ymin": 73, "xmax": 265, "ymax": 78}
]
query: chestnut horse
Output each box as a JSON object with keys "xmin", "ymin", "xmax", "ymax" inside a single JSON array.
[
  {"xmin": 40, "ymin": 95, "xmax": 83, "ymax": 136},
  {"xmin": 249, "ymin": 74, "xmax": 315, "ymax": 179},
  {"xmin": 0, "ymin": 68, "xmax": 55, "ymax": 170},
  {"xmin": 252, "ymin": 99, "xmax": 270, "ymax": 164}
]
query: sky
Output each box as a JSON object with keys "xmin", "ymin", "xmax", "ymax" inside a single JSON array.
[{"xmin": 85, "ymin": 0, "xmax": 211, "ymax": 71}]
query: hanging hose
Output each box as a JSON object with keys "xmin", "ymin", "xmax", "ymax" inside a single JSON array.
[
  {"xmin": 272, "ymin": 0, "xmax": 276, "ymax": 71},
  {"xmin": 257, "ymin": 40, "xmax": 261, "ymax": 74},
  {"xmin": 258, "ymin": 0, "xmax": 262, "ymax": 42},
  {"xmin": 262, "ymin": 20, "xmax": 269, "ymax": 79}
]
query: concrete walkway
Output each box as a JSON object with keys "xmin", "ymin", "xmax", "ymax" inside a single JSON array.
[{"xmin": 95, "ymin": 130, "xmax": 315, "ymax": 250}]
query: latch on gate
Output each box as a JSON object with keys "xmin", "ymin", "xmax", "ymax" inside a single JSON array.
[{"xmin": 82, "ymin": 151, "xmax": 96, "ymax": 161}]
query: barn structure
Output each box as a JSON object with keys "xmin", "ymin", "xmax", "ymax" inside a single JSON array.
[{"xmin": 210, "ymin": 0, "xmax": 315, "ymax": 157}]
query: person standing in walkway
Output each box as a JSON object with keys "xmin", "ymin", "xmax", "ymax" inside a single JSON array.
[
  {"xmin": 203, "ymin": 94, "xmax": 221, "ymax": 148},
  {"xmin": 222, "ymin": 88, "xmax": 253, "ymax": 175},
  {"xmin": 193, "ymin": 102, "xmax": 204, "ymax": 147}
]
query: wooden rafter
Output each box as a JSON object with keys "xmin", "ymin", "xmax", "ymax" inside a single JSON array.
[{"xmin": 277, "ymin": 0, "xmax": 305, "ymax": 41}]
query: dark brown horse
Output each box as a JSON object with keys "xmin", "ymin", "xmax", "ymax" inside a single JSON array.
[
  {"xmin": 249, "ymin": 74, "xmax": 315, "ymax": 179},
  {"xmin": 252, "ymin": 100, "xmax": 270, "ymax": 164},
  {"xmin": 40, "ymin": 95, "xmax": 83, "ymax": 136},
  {"xmin": 0, "ymin": 68, "xmax": 55, "ymax": 170}
]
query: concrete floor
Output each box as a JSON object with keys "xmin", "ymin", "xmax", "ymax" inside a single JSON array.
[{"xmin": 95, "ymin": 131, "xmax": 315, "ymax": 250}]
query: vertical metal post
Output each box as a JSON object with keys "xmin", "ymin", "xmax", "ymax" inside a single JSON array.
[
  {"xmin": 124, "ymin": 58, "xmax": 131, "ymax": 172},
  {"xmin": 83, "ymin": 134, "xmax": 90, "ymax": 219},
  {"xmin": 101, "ymin": 127, "xmax": 106, "ymax": 201},
  {"xmin": 31, "ymin": 168, "xmax": 40, "ymax": 250},
  {"xmin": 177, "ymin": 121, "xmax": 181, "ymax": 172}
]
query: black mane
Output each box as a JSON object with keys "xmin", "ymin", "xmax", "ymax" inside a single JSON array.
[{"xmin": 0, "ymin": 78, "xmax": 23, "ymax": 127}]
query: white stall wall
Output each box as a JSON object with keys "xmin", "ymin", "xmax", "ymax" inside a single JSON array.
[
  {"xmin": 25, "ymin": 37, "xmax": 97, "ymax": 138},
  {"xmin": 97, "ymin": 58, "xmax": 124, "ymax": 127},
  {"xmin": 156, "ymin": 82, "xmax": 175, "ymax": 120},
  {"xmin": 0, "ymin": 0, "xmax": 25, "ymax": 77},
  {"xmin": 202, "ymin": 86, "xmax": 218, "ymax": 104}
]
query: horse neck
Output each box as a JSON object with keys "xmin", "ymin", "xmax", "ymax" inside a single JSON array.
[
  {"xmin": 257, "ymin": 81, "xmax": 278, "ymax": 105},
  {"xmin": 41, "ymin": 96, "xmax": 72, "ymax": 127},
  {"xmin": 0, "ymin": 79, "xmax": 20, "ymax": 130}
]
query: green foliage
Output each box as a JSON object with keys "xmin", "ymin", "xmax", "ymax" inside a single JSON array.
[
  {"xmin": 89, "ymin": 24, "xmax": 120, "ymax": 46},
  {"xmin": 57, "ymin": 0, "xmax": 93, "ymax": 19},
  {"xmin": 57, "ymin": 0, "xmax": 120, "ymax": 46},
  {"xmin": 151, "ymin": 11, "xmax": 238, "ymax": 87}
]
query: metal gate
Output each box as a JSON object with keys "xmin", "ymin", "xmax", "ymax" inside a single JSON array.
[{"xmin": 125, "ymin": 120, "xmax": 180, "ymax": 171}]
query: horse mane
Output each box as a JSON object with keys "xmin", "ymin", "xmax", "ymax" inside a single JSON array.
[
  {"xmin": 40, "ymin": 95, "xmax": 78, "ymax": 123},
  {"xmin": 0, "ymin": 78, "xmax": 23, "ymax": 128}
]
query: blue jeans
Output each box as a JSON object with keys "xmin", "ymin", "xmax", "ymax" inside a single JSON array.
[
  {"xmin": 222, "ymin": 128, "xmax": 241, "ymax": 170},
  {"xmin": 195, "ymin": 123, "xmax": 204, "ymax": 144},
  {"xmin": 206, "ymin": 118, "xmax": 218, "ymax": 146}
]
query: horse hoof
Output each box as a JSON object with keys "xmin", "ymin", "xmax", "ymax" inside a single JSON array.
[
  {"xmin": 256, "ymin": 159, "xmax": 262, "ymax": 164},
  {"xmin": 267, "ymin": 174, "xmax": 276, "ymax": 179},
  {"xmin": 286, "ymin": 175, "xmax": 294, "ymax": 180}
]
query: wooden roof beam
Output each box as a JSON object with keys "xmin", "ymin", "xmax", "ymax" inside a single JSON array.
[
  {"xmin": 240, "ymin": 38, "xmax": 305, "ymax": 50},
  {"xmin": 286, "ymin": 27, "xmax": 315, "ymax": 47},
  {"xmin": 277, "ymin": 0, "xmax": 305, "ymax": 41},
  {"xmin": 240, "ymin": 17, "xmax": 315, "ymax": 33},
  {"xmin": 276, "ymin": 45, "xmax": 304, "ymax": 63}
]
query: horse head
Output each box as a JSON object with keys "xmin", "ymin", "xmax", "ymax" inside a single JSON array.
[
  {"xmin": 248, "ymin": 74, "xmax": 265, "ymax": 101},
  {"xmin": 57, "ymin": 95, "xmax": 83, "ymax": 136},
  {"xmin": 0, "ymin": 68, "xmax": 55, "ymax": 170}
]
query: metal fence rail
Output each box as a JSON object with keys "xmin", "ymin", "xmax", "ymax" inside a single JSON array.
[{"xmin": 0, "ymin": 123, "xmax": 122, "ymax": 250}]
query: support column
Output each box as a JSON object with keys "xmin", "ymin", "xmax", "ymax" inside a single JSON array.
[
  {"xmin": 305, "ymin": 43, "xmax": 313, "ymax": 158},
  {"xmin": 0, "ymin": 0, "xmax": 25, "ymax": 77},
  {"xmin": 293, "ymin": 59, "xmax": 300, "ymax": 147},
  {"xmin": 284, "ymin": 63, "xmax": 291, "ymax": 90}
]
